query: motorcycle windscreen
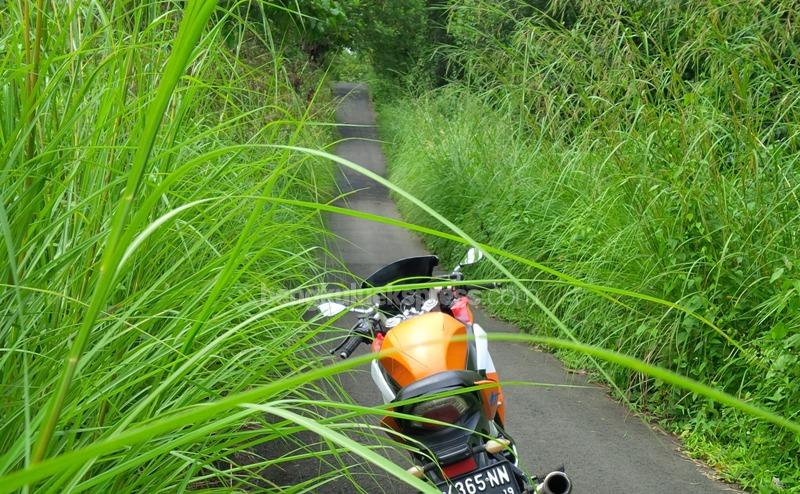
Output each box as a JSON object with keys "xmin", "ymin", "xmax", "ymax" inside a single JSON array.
[
  {"xmin": 362, "ymin": 255, "xmax": 439, "ymax": 312},
  {"xmin": 362, "ymin": 255, "xmax": 439, "ymax": 288}
]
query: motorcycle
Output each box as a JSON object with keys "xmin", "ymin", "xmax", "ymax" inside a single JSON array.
[{"xmin": 317, "ymin": 248, "xmax": 572, "ymax": 494}]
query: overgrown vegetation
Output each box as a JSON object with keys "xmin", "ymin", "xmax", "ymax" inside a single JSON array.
[
  {"xmin": 0, "ymin": 1, "xmax": 387, "ymax": 491},
  {"xmin": 3, "ymin": 0, "xmax": 799, "ymax": 492},
  {"xmin": 378, "ymin": 0, "xmax": 800, "ymax": 490}
]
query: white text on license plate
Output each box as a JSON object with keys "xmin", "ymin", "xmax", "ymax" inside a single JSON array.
[{"xmin": 439, "ymin": 463, "xmax": 516, "ymax": 494}]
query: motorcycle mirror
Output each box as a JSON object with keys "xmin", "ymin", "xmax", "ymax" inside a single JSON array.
[
  {"xmin": 317, "ymin": 302, "xmax": 348, "ymax": 317},
  {"xmin": 460, "ymin": 247, "xmax": 484, "ymax": 266}
]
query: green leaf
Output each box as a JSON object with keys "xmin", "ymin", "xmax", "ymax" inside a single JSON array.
[{"xmin": 771, "ymin": 322, "xmax": 789, "ymax": 340}]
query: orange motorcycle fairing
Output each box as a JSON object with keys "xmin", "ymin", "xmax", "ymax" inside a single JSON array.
[{"xmin": 379, "ymin": 312, "xmax": 468, "ymax": 388}]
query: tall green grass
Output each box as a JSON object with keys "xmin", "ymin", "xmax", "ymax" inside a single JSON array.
[
  {"xmin": 4, "ymin": 1, "xmax": 799, "ymax": 492},
  {"xmin": 380, "ymin": 0, "xmax": 800, "ymax": 489},
  {"xmin": 0, "ymin": 1, "xmax": 400, "ymax": 491}
]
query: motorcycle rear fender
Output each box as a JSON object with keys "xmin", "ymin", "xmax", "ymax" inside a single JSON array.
[
  {"xmin": 392, "ymin": 371, "xmax": 489, "ymax": 436},
  {"xmin": 394, "ymin": 371, "xmax": 493, "ymax": 468},
  {"xmin": 392, "ymin": 369, "xmax": 501, "ymax": 449}
]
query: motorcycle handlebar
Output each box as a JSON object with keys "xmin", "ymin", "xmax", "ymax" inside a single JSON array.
[
  {"xmin": 330, "ymin": 318, "xmax": 372, "ymax": 359},
  {"xmin": 337, "ymin": 334, "xmax": 363, "ymax": 359}
]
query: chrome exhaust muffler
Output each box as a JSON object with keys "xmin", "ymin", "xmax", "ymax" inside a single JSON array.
[{"xmin": 536, "ymin": 470, "xmax": 572, "ymax": 494}]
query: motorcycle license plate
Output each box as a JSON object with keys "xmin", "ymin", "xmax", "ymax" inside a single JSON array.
[{"xmin": 436, "ymin": 461, "xmax": 521, "ymax": 494}]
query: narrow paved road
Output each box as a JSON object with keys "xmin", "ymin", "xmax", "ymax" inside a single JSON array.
[{"xmin": 323, "ymin": 83, "xmax": 738, "ymax": 494}]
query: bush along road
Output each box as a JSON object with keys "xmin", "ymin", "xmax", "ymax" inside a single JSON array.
[{"xmin": 324, "ymin": 83, "xmax": 738, "ymax": 494}]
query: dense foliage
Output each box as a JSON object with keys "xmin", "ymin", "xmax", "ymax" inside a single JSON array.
[
  {"xmin": 0, "ymin": 1, "xmax": 380, "ymax": 491},
  {"xmin": 378, "ymin": 0, "xmax": 800, "ymax": 490},
  {"xmin": 3, "ymin": 0, "xmax": 798, "ymax": 491}
]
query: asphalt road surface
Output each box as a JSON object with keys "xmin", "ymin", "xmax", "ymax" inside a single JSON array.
[{"xmin": 259, "ymin": 83, "xmax": 740, "ymax": 493}]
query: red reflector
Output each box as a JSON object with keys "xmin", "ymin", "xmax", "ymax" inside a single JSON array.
[{"xmin": 442, "ymin": 456, "xmax": 477, "ymax": 479}]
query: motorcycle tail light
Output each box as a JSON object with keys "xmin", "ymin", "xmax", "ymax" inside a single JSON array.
[{"xmin": 409, "ymin": 395, "xmax": 470, "ymax": 430}]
